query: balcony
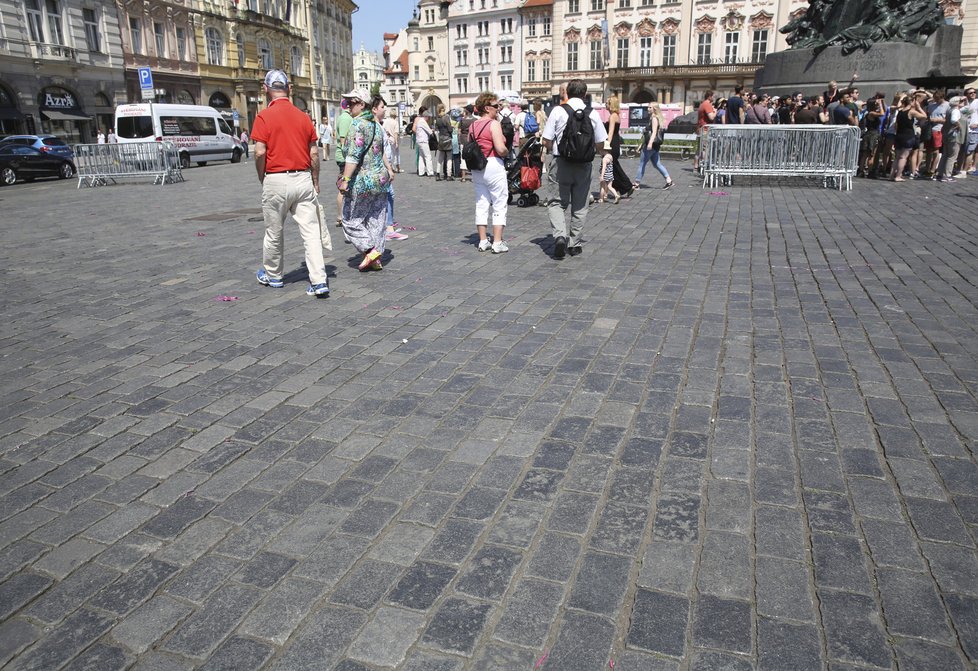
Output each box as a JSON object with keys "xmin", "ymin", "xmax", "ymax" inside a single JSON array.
[
  {"xmin": 30, "ymin": 42, "xmax": 78, "ymax": 62},
  {"xmin": 124, "ymin": 53, "xmax": 197, "ymax": 74},
  {"xmin": 607, "ymin": 60, "xmax": 763, "ymax": 79}
]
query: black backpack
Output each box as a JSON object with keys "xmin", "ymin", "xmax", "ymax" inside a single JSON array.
[
  {"xmin": 461, "ymin": 121, "xmax": 489, "ymax": 172},
  {"xmin": 557, "ymin": 104, "xmax": 596, "ymax": 163},
  {"xmin": 499, "ymin": 114, "xmax": 515, "ymax": 149}
]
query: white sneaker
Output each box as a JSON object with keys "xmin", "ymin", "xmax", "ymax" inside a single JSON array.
[
  {"xmin": 491, "ymin": 240, "xmax": 509, "ymax": 253},
  {"xmin": 477, "ymin": 239, "xmax": 492, "ymax": 252},
  {"xmin": 954, "ymin": 172, "xmax": 967, "ymax": 178}
]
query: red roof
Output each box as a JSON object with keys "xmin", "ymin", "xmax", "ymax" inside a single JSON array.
[
  {"xmin": 384, "ymin": 32, "xmax": 398, "ymax": 40},
  {"xmin": 521, "ymin": 0, "xmax": 553, "ymax": 7},
  {"xmin": 385, "ymin": 49, "xmax": 409, "ymax": 75}
]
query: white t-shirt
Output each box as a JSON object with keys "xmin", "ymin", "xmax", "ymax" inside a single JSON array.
[
  {"xmin": 541, "ymin": 98, "xmax": 609, "ymax": 157},
  {"xmin": 969, "ymin": 99, "xmax": 978, "ymax": 129},
  {"xmin": 415, "ymin": 117, "xmax": 432, "ymax": 143}
]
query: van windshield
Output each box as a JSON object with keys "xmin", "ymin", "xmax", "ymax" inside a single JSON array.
[{"xmin": 117, "ymin": 116, "xmax": 154, "ymax": 139}]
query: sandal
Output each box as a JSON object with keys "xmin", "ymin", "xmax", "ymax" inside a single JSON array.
[{"xmin": 358, "ymin": 249, "xmax": 381, "ymax": 271}]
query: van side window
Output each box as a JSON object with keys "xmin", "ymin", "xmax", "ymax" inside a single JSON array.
[{"xmin": 160, "ymin": 116, "xmax": 218, "ymax": 136}]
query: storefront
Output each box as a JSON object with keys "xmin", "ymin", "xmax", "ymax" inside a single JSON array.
[
  {"xmin": 0, "ymin": 84, "xmax": 22, "ymax": 134},
  {"xmin": 38, "ymin": 86, "xmax": 91, "ymax": 143}
]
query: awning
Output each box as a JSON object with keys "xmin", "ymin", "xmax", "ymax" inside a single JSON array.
[
  {"xmin": 0, "ymin": 107, "xmax": 21, "ymax": 120},
  {"xmin": 42, "ymin": 110, "xmax": 91, "ymax": 121}
]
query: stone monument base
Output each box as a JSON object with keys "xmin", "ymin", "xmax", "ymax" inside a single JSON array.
[{"xmin": 753, "ymin": 25, "xmax": 970, "ymax": 100}]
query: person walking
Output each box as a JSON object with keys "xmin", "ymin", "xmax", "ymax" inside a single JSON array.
[
  {"xmin": 634, "ymin": 102, "xmax": 673, "ymax": 189},
  {"xmin": 434, "ymin": 105, "xmax": 453, "ymax": 180},
  {"xmin": 541, "ymin": 78, "xmax": 608, "ymax": 259},
  {"xmin": 334, "ymin": 96, "xmax": 357, "ymax": 225},
  {"xmin": 319, "ymin": 118, "xmax": 332, "ymax": 162},
  {"xmin": 382, "ymin": 111, "xmax": 400, "ymax": 172},
  {"xmin": 604, "ymin": 96, "xmax": 634, "ymax": 198},
  {"xmin": 339, "ymin": 94, "xmax": 393, "ymax": 272},
  {"xmin": 239, "ymin": 129, "xmax": 250, "ymax": 159},
  {"xmin": 96, "ymin": 129, "xmax": 106, "ymax": 144},
  {"xmin": 693, "ymin": 91, "xmax": 716, "ymax": 172},
  {"xmin": 251, "ymin": 69, "xmax": 329, "ymax": 297},
  {"xmin": 936, "ymin": 96, "xmax": 964, "ymax": 182},
  {"xmin": 467, "ymin": 92, "xmax": 511, "ymax": 254},
  {"xmin": 414, "ymin": 108, "xmax": 434, "ymax": 176}
]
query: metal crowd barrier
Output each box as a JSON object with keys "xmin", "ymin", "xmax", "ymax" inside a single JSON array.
[
  {"xmin": 73, "ymin": 141, "xmax": 184, "ymax": 188},
  {"xmin": 700, "ymin": 125, "xmax": 860, "ymax": 190}
]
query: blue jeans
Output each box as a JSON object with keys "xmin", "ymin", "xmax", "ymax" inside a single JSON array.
[
  {"xmin": 636, "ymin": 147, "xmax": 670, "ymax": 183},
  {"xmin": 386, "ymin": 190, "xmax": 394, "ymax": 227}
]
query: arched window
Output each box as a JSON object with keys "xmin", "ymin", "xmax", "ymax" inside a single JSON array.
[
  {"xmin": 290, "ymin": 45, "xmax": 302, "ymax": 76},
  {"xmin": 205, "ymin": 27, "xmax": 224, "ymax": 65},
  {"xmin": 258, "ymin": 38, "xmax": 273, "ymax": 69},
  {"xmin": 236, "ymin": 33, "xmax": 245, "ymax": 68},
  {"xmin": 95, "ymin": 92, "xmax": 112, "ymax": 107},
  {"xmin": 177, "ymin": 89, "xmax": 195, "ymax": 104}
]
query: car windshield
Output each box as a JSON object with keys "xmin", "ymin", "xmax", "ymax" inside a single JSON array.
[{"xmin": 42, "ymin": 137, "xmax": 68, "ymax": 147}]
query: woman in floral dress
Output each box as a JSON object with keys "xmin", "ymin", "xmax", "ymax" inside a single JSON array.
[{"xmin": 338, "ymin": 95, "xmax": 393, "ymax": 271}]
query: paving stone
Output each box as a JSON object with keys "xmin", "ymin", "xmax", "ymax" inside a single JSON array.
[
  {"xmin": 876, "ymin": 567, "xmax": 953, "ymax": 642},
  {"xmin": 162, "ymin": 584, "xmax": 262, "ymax": 658},
  {"xmin": 652, "ymin": 492, "xmax": 701, "ymax": 543},
  {"xmin": 697, "ymin": 531, "xmax": 752, "ymax": 599},
  {"xmin": 0, "ymin": 571, "xmax": 54, "ymax": 621},
  {"xmin": 421, "ymin": 597, "xmax": 492, "ymax": 657},
  {"xmin": 811, "ymin": 532, "xmax": 873, "ymax": 594},
  {"xmin": 688, "ymin": 650, "xmax": 753, "ymax": 671},
  {"xmin": 905, "ymin": 497, "xmax": 974, "ymax": 545},
  {"xmin": 756, "ymin": 556, "xmax": 815, "ymax": 622},
  {"xmin": 14, "ymin": 608, "xmax": 114, "ymax": 671},
  {"xmin": 627, "ymin": 588, "xmax": 689, "ymax": 657},
  {"xmin": 0, "ymin": 617, "xmax": 41, "ymax": 667},
  {"xmin": 141, "ymin": 496, "xmax": 216, "ymax": 539},
  {"xmin": 493, "ymin": 577, "xmax": 563, "ymax": 647},
  {"xmin": 526, "ymin": 531, "xmax": 581, "ymax": 582},
  {"xmin": 945, "ymin": 594, "xmax": 978, "ymax": 663},
  {"xmin": 757, "ymin": 619, "xmax": 823, "ymax": 670},
  {"xmin": 291, "ymin": 534, "xmax": 371, "ymax": 586},
  {"xmin": 818, "ymin": 590, "xmax": 891, "ymax": 668},
  {"xmin": 233, "ymin": 551, "xmax": 297, "ymax": 589},
  {"xmin": 567, "ymin": 550, "xmax": 632, "ymax": 616},
  {"xmin": 691, "ymin": 594, "xmax": 752, "ymax": 653},
  {"xmin": 347, "ymin": 606, "xmax": 426, "ymax": 668},
  {"xmin": 110, "ymin": 595, "xmax": 194, "ymax": 654},
  {"xmin": 487, "ymin": 499, "xmax": 546, "ymax": 547},
  {"xmin": 198, "ymin": 636, "xmax": 273, "ymax": 671},
  {"xmin": 893, "ymin": 639, "xmax": 969, "ymax": 671},
  {"xmin": 387, "ymin": 560, "xmax": 457, "ymax": 610},
  {"xmin": 367, "ymin": 522, "xmax": 436, "ymax": 566},
  {"xmin": 754, "ymin": 504, "xmax": 807, "ymax": 561},
  {"xmin": 457, "ymin": 544, "xmax": 523, "ymax": 600},
  {"xmin": 420, "ymin": 518, "xmax": 484, "ymax": 565},
  {"xmin": 164, "ymin": 554, "xmax": 242, "ymax": 603},
  {"xmin": 331, "ymin": 559, "xmax": 403, "ymax": 610},
  {"xmin": 921, "ymin": 541, "xmax": 978, "ymax": 596},
  {"xmin": 269, "ymin": 606, "xmax": 366, "ymax": 670}
]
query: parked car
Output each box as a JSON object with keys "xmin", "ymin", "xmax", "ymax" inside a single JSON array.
[
  {"xmin": 0, "ymin": 144, "xmax": 76, "ymax": 185},
  {"xmin": 0, "ymin": 134, "xmax": 75, "ymax": 160}
]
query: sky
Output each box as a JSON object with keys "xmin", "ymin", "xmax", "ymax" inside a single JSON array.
[{"xmin": 352, "ymin": 2, "xmax": 417, "ymax": 54}]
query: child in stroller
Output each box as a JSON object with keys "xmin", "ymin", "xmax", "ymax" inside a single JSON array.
[{"xmin": 506, "ymin": 137, "xmax": 543, "ymax": 207}]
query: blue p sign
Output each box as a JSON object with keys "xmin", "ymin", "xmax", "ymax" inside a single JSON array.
[{"xmin": 138, "ymin": 67, "xmax": 153, "ymax": 89}]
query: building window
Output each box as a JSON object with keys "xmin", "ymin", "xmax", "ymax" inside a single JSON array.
[
  {"xmin": 589, "ymin": 41, "xmax": 602, "ymax": 70},
  {"xmin": 500, "ymin": 44, "xmax": 512, "ymax": 62},
  {"xmin": 205, "ymin": 27, "xmax": 224, "ymax": 65},
  {"xmin": 154, "ymin": 22, "xmax": 165, "ymax": 57},
  {"xmin": 414, "ymin": 65, "xmax": 420, "ymax": 79},
  {"xmin": 456, "ymin": 76, "xmax": 468, "ymax": 93},
  {"xmin": 527, "ymin": 17, "xmax": 536, "ymax": 37},
  {"xmin": 568, "ymin": 0, "xmax": 579, "ymax": 13},
  {"xmin": 428, "ymin": 64, "xmax": 434, "ymax": 80},
  {"xmin": 26, "ymin": 0, "xmax": 45, "ymax": 42},
  {"xmin": 258, "ymin": 38, "xmax": 272, "ymax": 68},
  {"xmin": 477, "ymin": 75, "xmax": 489, "ymax": 90},
  {"xmin": 640, "ymin": 0, "xmax": 653, "ymax": 6},
  {"xmin": 45, "ymin": 0, "xmax": 64, "ymax": 44},
  {"xmin": 724, "ymin": 32, "xmax": 739, "ymax": 63},
  {"xmin": 413, "ymin": 37, "xmax": 419, "ymax": 50},
  {"xmin": 527, "ymin": 60, "xmax": 536, "ymax": 81},
  {"xmin": 427, "ymin": 36, "xmax": 434, "ymax": 50},
  {"xmin": 662, "ymin": 34, "xmax": 676, "ymax": 66},
  {"xmin": 236, "ymin": 33, "xmax": 245, "ymax": 67},
  {"xmin": 591, "ymin": 0, "xmax": 604, "ymax": 10},
  {"xmin": 567, "ymin": 42, "xmax": 578, "ymax": 70},
  {"xmin": 83, "ymin": 8, "xmax": 100, "ymax": 52},
  {"xmin": 697, "ymin": 33, "xmax": 712, "ymax": 64},
  {"xmin": 751, "ymin": 29, "xmax": 768, "ymax": 62},
  {"xmin": 176, "ymin": 26, "xmax": 187, "ymax": 60},
  {"xmin": 620, "ymin": 0, "xmax": 631, "ymax": 6},
  {"xmin": 129, "ymin": 17, "xmax": 142, "ymax": 54},
  {"xmin": 456, "ymin": 49, "xmax": 467, "ymax": 66},
  {"xmin": 616, "ymin": 38, "xmax": 628, "ymax": 68},
  {"xmin": 291, "ymin": 45, "xmax": 302, "ymax": 76},
  {"xmin": 456, "ymin": 24, "xmax": 467, "ymax": 39},
  {"xmin": 543, "ymin": 16, "xmax": 551, "ymax": 36},
  {"xmin": 501, "ymin": 18, "xmax": 512, "ymax": 33},
  {"xmin": 501, "ymin": 74, "xmax": 512, "ymax": 89},
  {"xmin": 542, "ymin": 58, "xmax": 550, "ymax": 80},
  {"xmin": 639, "ymin": 36, "xmax": 652, "ymax": 67}
]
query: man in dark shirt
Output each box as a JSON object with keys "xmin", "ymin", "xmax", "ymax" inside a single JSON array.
[
  {"xmin": 726, "ymin": 85, "xmax": 745, "ymax": 124},
  {"xmin": 794, "ymin": 98, "xmax": 821, "ymax": 124},
  {"xmin": 832, "ymin": 90, "xmax": 857, "ymax": 126}
]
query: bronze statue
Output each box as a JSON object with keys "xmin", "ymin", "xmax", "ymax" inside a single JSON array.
[{"xmin": 781, "ymin": 0, "xmax": 944, "ymax": 54}]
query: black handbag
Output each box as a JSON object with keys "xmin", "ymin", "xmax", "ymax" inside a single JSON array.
[
  {"xmin": 461, "ymin": 121, "xmax": 489, "ymax": 171},
  {"xmin": 428, "ymin": 133, "xmax": 437, "ymax": 151}
]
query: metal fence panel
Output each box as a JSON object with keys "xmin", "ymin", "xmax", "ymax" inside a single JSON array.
[
  {"xmin": 700, "ymin": 125, "xmax": 860, "ymax": 190},
  {"xmin": 73, "ymin": 142, "xmax": 184, "ymax": 188}
]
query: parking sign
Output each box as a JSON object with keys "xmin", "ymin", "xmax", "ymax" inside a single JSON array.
[{"xmin": 138, "ymin": 67, "xmax": 154, "ymax": 101}]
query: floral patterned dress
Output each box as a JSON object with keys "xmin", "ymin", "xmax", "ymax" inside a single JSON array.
[{"xmin": 342, "ymin": 115, "xmax": 390, "ymax": 254}]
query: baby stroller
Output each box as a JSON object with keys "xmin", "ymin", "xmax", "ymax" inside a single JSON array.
[{"xmin": 506, "ymin": 137, "xmax": 543, "ymax": 207}]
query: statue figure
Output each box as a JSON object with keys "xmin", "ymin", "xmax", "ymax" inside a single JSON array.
[{"xmin": 781, "ymin": 0, "xmax": 944, "ymax": 54}]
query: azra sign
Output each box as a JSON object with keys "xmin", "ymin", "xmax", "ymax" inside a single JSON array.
[{"xmin": 44, "ymin": 91, "xmax": 77, "ymax": 109}]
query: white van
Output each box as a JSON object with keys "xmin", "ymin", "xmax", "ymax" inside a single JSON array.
[{"xmin": 115, "ymin": 103, "xmax": 242, "ymax": 168}]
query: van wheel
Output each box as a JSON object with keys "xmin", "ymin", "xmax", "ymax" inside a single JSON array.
[
  {"xmin": 230, "ymin": 149, "xmax": 242, "ymax": 164},
  {"xmin": 180, "ymin": 153, "xmax": 190, "ymax": 169},
  {"xmin": 196, "ymin": 161, "xmax": 207, "ymax": 167}
]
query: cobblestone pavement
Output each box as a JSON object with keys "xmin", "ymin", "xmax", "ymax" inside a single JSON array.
[{"xmin": 1, "ymin": 151, "xmax": 977, "ymax": 671}]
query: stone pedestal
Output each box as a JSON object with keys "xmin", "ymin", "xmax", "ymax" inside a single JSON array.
[{"xmin": 754, "ymin": 24, "xmax": 969, "ymax": 99}]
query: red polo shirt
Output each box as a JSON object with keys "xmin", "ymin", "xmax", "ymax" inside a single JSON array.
[{"xmin": 251, "ymin": 98, "xmax": 317, "ymax": 173}]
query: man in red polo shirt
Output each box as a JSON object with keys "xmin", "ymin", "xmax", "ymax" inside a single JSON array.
[
  {"xmin": 252, "ymin": 69, "xmax": 329, "ymax": 297},
  {"xmin": 693, "ymin": 90, "xmax": 716, "ymax": 172}
]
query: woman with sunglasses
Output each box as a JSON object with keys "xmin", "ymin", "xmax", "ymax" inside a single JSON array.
[{"xmin": 469, "ymin": 93, "xmax": 511, "ymax": 253}]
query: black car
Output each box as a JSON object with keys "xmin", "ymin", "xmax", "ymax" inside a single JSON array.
[{"xmin": 0, "ymin": 144, "xmax": 76, "ymax": 185}]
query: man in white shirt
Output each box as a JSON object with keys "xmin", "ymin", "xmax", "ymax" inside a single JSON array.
[
  {"xmin": 964, "ymin": 87, "xmax": 977, "ymax": 175},
  {"xmin": 541, "ymin": 79, "xmax": 608, "ymax": 259},
  {"xmin": 936, "ymin": 96, "xmax": 963, "ymax": 181},
  {"xmin": 96, "ymin": 129, "xmax": 106, "ymax": 144},
  {"xmin": 382, "ymin": 113, "xmax": 400, "ymax": 172},
  {"xmin": 413, "ymin": 108, "xmax": 434, "ymax": 176}
]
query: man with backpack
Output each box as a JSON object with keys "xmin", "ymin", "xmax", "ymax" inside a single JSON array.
[{"xmin": 541, "ymin": 78, "xmax": 608, "ymax": 259}]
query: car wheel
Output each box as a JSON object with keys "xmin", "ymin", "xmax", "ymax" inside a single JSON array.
[
  {"xmin": 196, "ymin": 161, "xmax": 207, "ymax": 167},
  {"xmin": 59, "ymin": 162, "xmax": 75, "ymax": 179},
  {"xmin": 230, "ymin": 149, "xmax": 242, "ymax": 164},
  {"xmin": 180, "ymin": 153, "xmax": 190, "ymax": 169},
  {"xmin": 1, "ymin": 167, "xmax": 16, "ymax": 186}
]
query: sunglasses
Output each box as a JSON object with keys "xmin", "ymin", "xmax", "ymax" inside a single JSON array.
[{"xmin": 486, "ymin": 102, "xmax": 499, "ymax": 108}]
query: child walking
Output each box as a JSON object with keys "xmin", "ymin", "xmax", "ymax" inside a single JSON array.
[{"xmin": 598, "ymin": 152, "xmax": 620, "ymax": 204}]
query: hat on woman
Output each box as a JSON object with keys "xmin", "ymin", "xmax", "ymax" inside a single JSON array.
[{"xmin": 341, "ymin": 88, "xmax": 370, "ymax": 103}]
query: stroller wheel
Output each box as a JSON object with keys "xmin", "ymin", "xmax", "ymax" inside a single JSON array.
[
  {"xmin": 528, "ymin": 193, "xmax": 540, "ymax": 206},
  {"xmin": 517, "ymin": 196, "xmax": 527, "ymax": 207}
]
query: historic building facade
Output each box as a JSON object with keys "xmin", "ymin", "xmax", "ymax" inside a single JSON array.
[
  {"xmin": 0, "ymin": 0, "xmax": 127, "ymax": 141},
  {"xmin": 310, "ymin": 0, "xmax": 356, "ymax": 124},
  {"xmin": 446, "ymin": 0, "xmax": 523, "ymax": 108},
  {"xmin": 353, "ymin": 42, "xmax": 385, "ymax": 93},
  {"xmin": 519, "ymin": 0, "xmax": 555, "ymax": 103},
  {"xmin": 406, "ymin": 0, "xmax": 451, "ymax": 113},
  {"xmin": 381, "ymin": 30, "xmax": 412, "ymax": 126}
]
